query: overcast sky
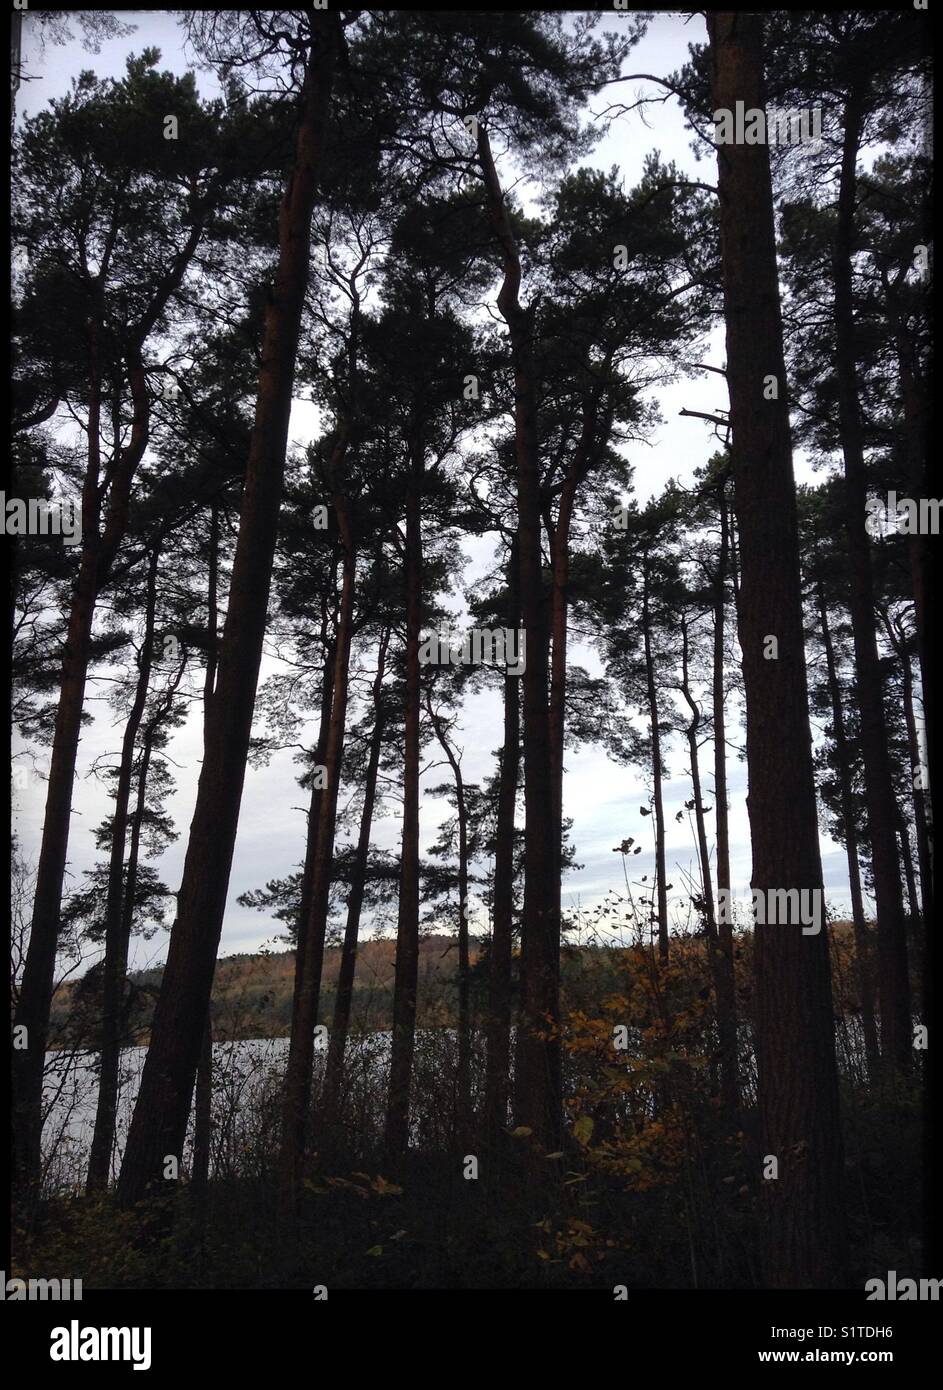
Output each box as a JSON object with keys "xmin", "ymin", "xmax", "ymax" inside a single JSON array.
[{"xmin": 12, "ymin": 10, "xmax": 860, "ymax": 977}]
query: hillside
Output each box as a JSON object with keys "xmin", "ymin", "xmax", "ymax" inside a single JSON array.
[
  {"xmin": 49, "ymin": 934, "xmax": 486, "ymax": 1046},
  {"xmin": 47, "ymin": 925, "xmax": 863, "ymax": 1049}
]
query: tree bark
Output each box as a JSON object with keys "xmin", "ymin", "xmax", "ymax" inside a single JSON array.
[
  {"xmin": 117, "ymin": 13, "xmax": 340, "ymax": 1206},
  {"xmin": 707, "ymin": 10, "xmax": 848, "ymax": 1287}
]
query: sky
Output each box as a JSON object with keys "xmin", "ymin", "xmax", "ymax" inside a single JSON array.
[{"xmin": 12, "ymin": 9, "xmax": 861, "ymax": 977}]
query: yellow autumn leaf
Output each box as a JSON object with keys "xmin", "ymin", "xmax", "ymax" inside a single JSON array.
[{"xmin": 573, "ymin": 1114, "xmax": 594, "ymax": 1146}]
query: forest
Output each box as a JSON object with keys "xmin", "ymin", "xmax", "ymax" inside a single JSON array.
[{"xmin": 9, "ymin": 7, "xmax": 933, "ymax": 1296}]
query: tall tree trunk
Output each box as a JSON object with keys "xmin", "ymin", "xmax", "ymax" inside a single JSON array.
[
  {"xmin": 279, "ymin": 485, "xmax": 355, "ymax": 1217},
  {"xmin": 680, "ymin": 611, "xmax": 738, "ymax": 1118},
  {"xmin": 478, "ymin": 124, "xmax": 560, "ymax": 1151},
  {"xmin": 426, "ymin": 691, "xmax": 471, "ymax": 1141},
  {"xmin": 202, "ymin": 499, "xmax": 220, "ymax": 740},
  {"xmin": 880, "ymin": 607, "xmax": 932, "ymax": 929},
  {"xmin": 833, "ymin": 89, "xmax": 911, "ymax": 1075},
  {"xmin": 295, "ymin": 573, "xmax": 338, "ymax": 986},
  {"xmin": 546, "ymin": 396, "xmax": 601, "ymax": 881},
  {"xmin": 547, "ymin": 476, "xmax": 575, "ymax": 896},
  {"xmin": 712, "ymin": 481, "xmax": 732, "ymax": 899},
  {"xmin": 321, "ymin": 628, "xmax": 390, "ymax": 1129},
  {"xmin": 898, "ymin": 818, "xmax": 919, "ymax": 925},
  {"xmin": 385, "ymin": 445, "xmax": 423, "ymax": 1160},
  {"xmin": 13, "ymin": 327, "xmax": 105, "ymax": 1192},
  {"xmin": 484, "ymin": 538, "xmax": 520, "ymax": 1146},
  {"xmin": 900, "ymin": 654, "xmax": 931, "ymax": 932},
  {"xmin": 707, "ymin": 10, "xmax": 848, "ymax": 1288},
  {"xmin": 192, "ymin": 500, "xmax": 220, "ymax": 1196},
  {"xmin": 711, "ymin": 479, "xmax": 739, "ymax": 1113},
  {"xmin": 642, "ymin": 555, "xmax": 669, "ymax": 961},
  {"xmin": 90, "ymin": 645, "xmax": 187, "ymax": 1186},
  {"xmin": 728, "ymin": 508, "xmax": 741, "ymax": 606},
  {"xmin": 116, "ymin": 652, "xmax": 187, "ymax": 1036},
  {"xmin": 191, "ymin": 1019, "xmax": 213, "ymax": 1195},
  {"xmin": 117, "ymin": 14, "xmax": 340, "ymax": 1207},
  {"xmin": 681, "ymin": 631, "xmax": 715, "ymax": 917},
  {"xmin": 889, "ymin": 307, "xmax": 933, "ymax": 832},
  {"xmin": 86, "ymin": 545, "xmax": 160, "ymax": 1192},
  {"xmin": 817, "ymin": 580, "xmax": 880, "ymax": 1081}
]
